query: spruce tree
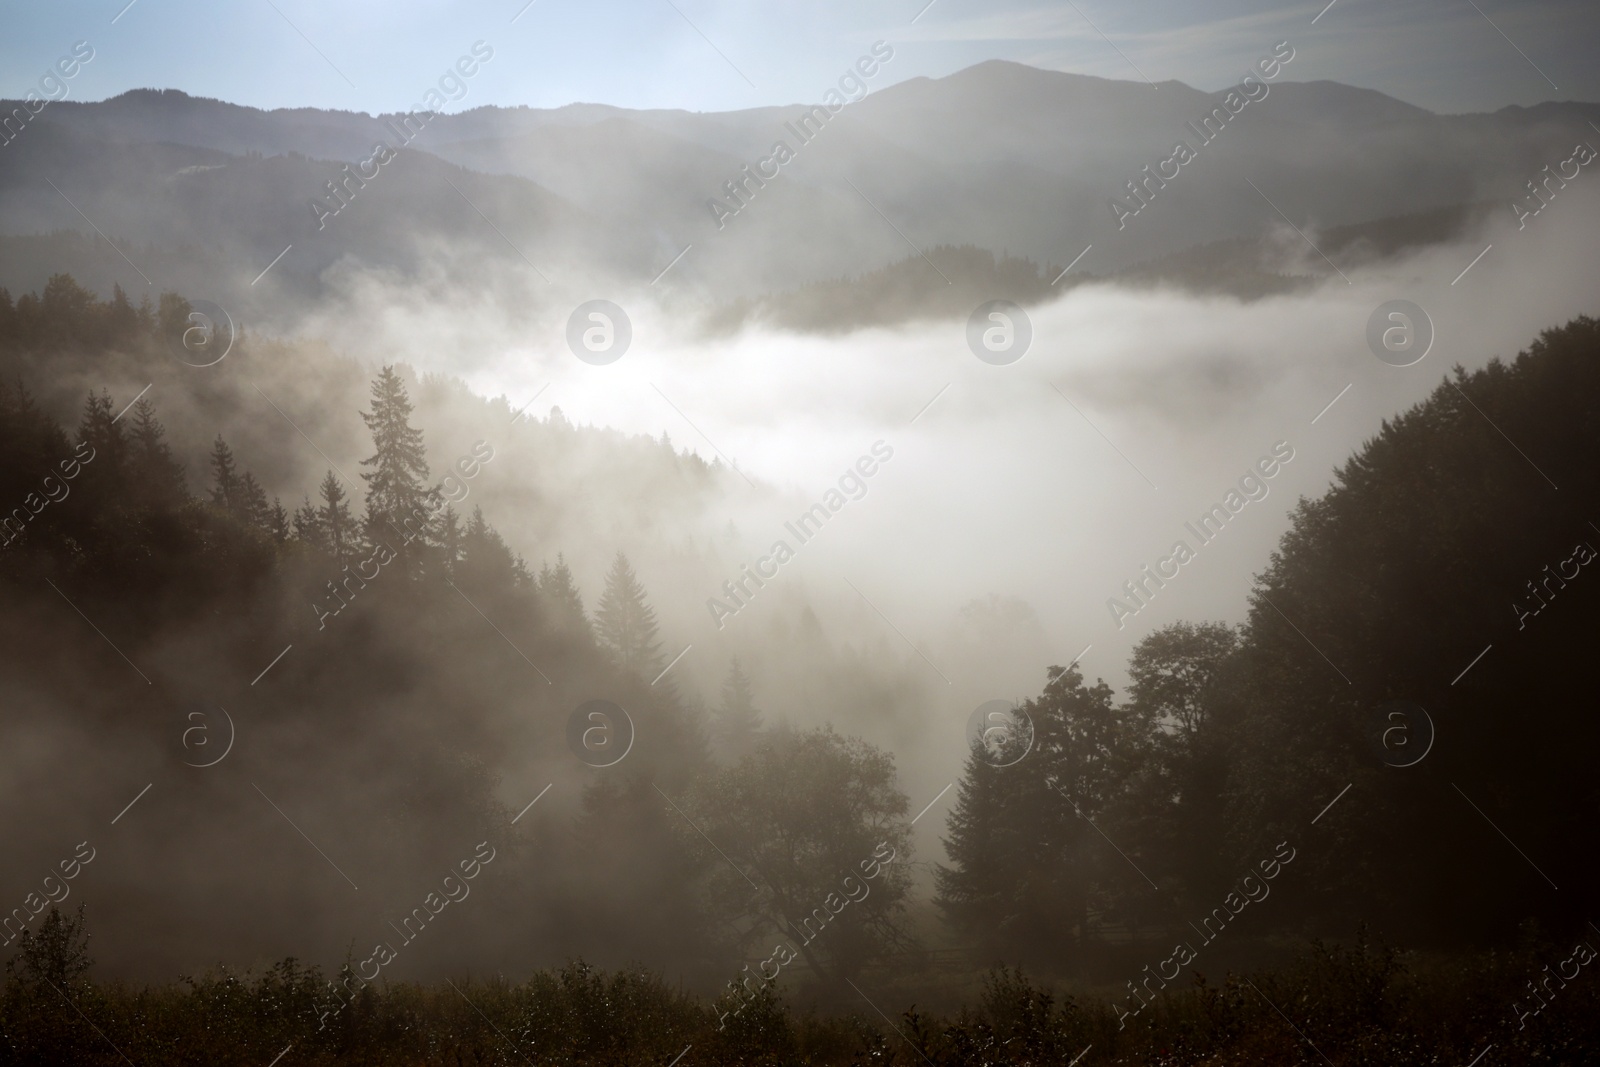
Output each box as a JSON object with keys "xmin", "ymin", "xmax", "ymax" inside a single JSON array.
[
  {"xmin": 77, "ymin": 390, "xmax": 125, "ymax": 482},
  {"xmin": 208, "ymin": 436, "xmax": 242, "ymax": 511},
  {"xmin": 537, "ymin": 553, "xmax": 592, "ymax": 639},
  {"xmin": 268, "ymin": 498, "xmax": 290, "ymax": 543},
  {"xmin": 595, "ymin": 551, "xmax": 662, "ymax": 678},
  {"xmin": 128, "ymin": 398, "xmax": 186, "ymax": 503},
  {"xmin": 458, "ymin": 507, "xmax": 518, "ymax": 591},
  {"xmin": 316, "ymin": 471, "xmax": 358, "ymax": 564},
  {"xmin": 713, "ymin": 658, "xmax": 763, "ymax": 759},
  {"xmin": 359, "ymin": 366, "xmax": 434, "ymax": 560},
  {"xmin": 438, "ymin": 506, "xmax": 464, "ymax": 577},
  {"xmin": 240, "ymin": 471, "xmax": 272, "ymax": 529},
  {"xmin": 292, "ymin": 495, "xmax": 323, "ymax": 550}
]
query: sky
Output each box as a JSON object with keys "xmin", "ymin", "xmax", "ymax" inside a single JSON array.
[{"xmin": 2, "ymin": 0, "xmax": 1594, "ymax": 118}]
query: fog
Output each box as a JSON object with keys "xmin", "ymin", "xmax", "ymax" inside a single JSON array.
[
  {"xmin": 244, "ymin": 180, "xmax": 1600, "ymax": 883},
  {"xmin": 2, "ymin": 89, "xmax": 1597, "ymax": 997}
]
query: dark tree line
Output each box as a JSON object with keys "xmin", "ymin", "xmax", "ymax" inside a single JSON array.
[
  {"xmin": 939, "ymin": 315, "xmax": 1600, "ymax": 966},
  {"xmin": 0, "ymin": 275, "xmax": 916, "ymax": 993}
]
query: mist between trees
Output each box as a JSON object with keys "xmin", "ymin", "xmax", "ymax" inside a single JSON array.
[{"xmin": 1, "ymin": 278, "xmax": 1599, "ymax": 1064}]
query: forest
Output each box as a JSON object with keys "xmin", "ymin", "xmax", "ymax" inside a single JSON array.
[{"xmin": 2, "ymin": 277, "xmax": 1598, "ymax": 1064}]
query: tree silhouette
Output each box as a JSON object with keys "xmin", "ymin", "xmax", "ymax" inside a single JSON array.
[
  {"xmin": 240, "ymin": 471, "xmax": 272, "ymax": 530},
  {"xmin": 713, "ymin": 658, "xmax": 762, "ymax": 760},
  {"xmin": 359, "ymin": 365, "xmax": 434, "ymax": 569},
  {"xmin": 208, "ymin": 435, "xmax": 242, "ymax": 511},
  {"xmin": 315, "ymin": 471, "xmax": 358, "ymax": 564},
  {"xmin": 128, "ymin": 397, "xmax": 186, "ymax": 504},
  {"xmin": 685, "ymin": 726, "xmax": 912, "ymax": 986},
  {"xmin": 538, "ymin": 554, "xmax": 592, "ymax": 641},
  {"xmin": 595, "ymin": 551, "xmax": 662, "ymax": 678},
  {"xmin": 937, "ymin": 665, "xmax": 1157, "ymax": 965}
]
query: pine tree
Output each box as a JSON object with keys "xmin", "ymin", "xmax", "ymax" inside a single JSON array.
[
  {"xmin": 458, "ymin": 506, "xmax": 518, "ymax": 592},
  {"xmin": 316, "ymin": 471, "xmax": 358, "ymax": 564},
  {"xmin": 359, "ymin": 366, "xmax": 434, "ymax": 561},
  {"xmin": 537, "ymin": 553, "xmax": 592, "ymax": 640},
  {"xmin": 292, "ymin": 495, "xmax": 325, "ymax": 552},
  {"xmin": 935, "ymin": 665, "xmax": 1151, "ymax": 964},
  {"xmin": 77, "ymin": 390, "xmax": 126, "ymax": 483},
  {"xmin": 438, "ymin": 506, "xmax": 464, "ymax": 577},
  {"xmin": 208, "ymin": 436, "xmax": 242, "ymax": 511},
  {"xmin": 595, "ymin": 551, "xmax": 662, "ymax": 677},
  {"xmin": 240, "ymin": 471, "xmax": 272, "ymax": 529},
  {"xmin": 128, "ymin": 398, "xmax": 186, "ymax": 503},
  {"xmin": 268, "ymin": 497, "xmax": 290, "ymax": 543},
  {"xmin": 713, "ymin": 658, "xmax": 762, "ymax": 759}
]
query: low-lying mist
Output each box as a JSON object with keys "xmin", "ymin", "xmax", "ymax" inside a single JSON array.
[
  {"xmin": 2, "ymin": 177, "xmax": 1595, "ymax": 988},
  {"xmin": 285, "ymin": 182, "xmax": 1600, "ymax": 816}
]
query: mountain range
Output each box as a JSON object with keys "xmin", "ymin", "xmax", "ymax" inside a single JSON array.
[{"xmin": 1, "ymin": 62, "xmax": 1595, "ymax": 327}]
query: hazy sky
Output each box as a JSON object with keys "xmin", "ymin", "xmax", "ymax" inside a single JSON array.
[{"xmin": 2, "ymin": 0, "xmax": 1592, "ymax": 117}]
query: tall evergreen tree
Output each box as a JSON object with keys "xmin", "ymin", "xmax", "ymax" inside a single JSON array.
[
  {"xmin": 359, "ymin": 366, "xmax": 434, "ymax": 563},
  {"xmin": 316, "ymin": 471, "xmax": 358, "ymax": 564},
  {"xmin": 438, "ymin": 505, "xmax": 464, "ymax": 577},
  {"xmin": 208, "ymin": 436, "xmax": 242, "ymax": 511},
  {"xmin": 240, "ymin": 471, "xmax": 272, "ymax": 530},
  {"xmin": 595, "ymin": 551, "xmax": 663, "ymax": 678},
  {"xmin": 77, "ymin": 390, "xmax": 126, "ymax": 485},
  {"xmin": 936, "ymin": 665, "xmax": 1156, "ymax": 966},
  {"xmin": 713, "ymin": 658, "xmax": 763, "ymax": 760},
  {"xmin": 128, "ymin": 398, "xmax": 186, "ymax": 504},
  {"xmin": 537, "ymin": 553, "xmax": 592, "ymax": 640},
  {"xmin": 457, "ymin": 507, "xmax": 519, "ymax": 592},
  {"xmin": 268, "ymin": 497, "xmax": 290, "ymax": 544},
  {"xmin": 292, "ymin": 494, "xmax": 324, "ymax": 552}
]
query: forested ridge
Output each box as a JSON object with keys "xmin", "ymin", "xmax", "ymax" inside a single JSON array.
[{"xmin": 2, "ymin": 279, "xmax": 1598, "ymax": 1064}]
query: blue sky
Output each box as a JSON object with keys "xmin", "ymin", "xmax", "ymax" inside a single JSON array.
[{"xmin": 2, "ymin": 0, "xmax": 1593, "ymax": 116}]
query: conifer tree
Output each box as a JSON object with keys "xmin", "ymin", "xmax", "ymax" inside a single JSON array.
[
  {"xmin": 359, "ymin": 366, "xmax": 434, "ymax": 561},
  {"xmin": 208, "ymin": 436, "xmax": 242, "ymax": 511},
  {"xmin": 438, "ymin": 506, "xmax": 464, "ymax": 577},
  {"xmin": 316, "ymin": 471, "xmax": 358, "ymax": 564},
  {"xmin": 292, "ymin": 495, "xmax": 323, "ymax": 550},
  {"xmin": 713, "ymin": 658, "xmax": 763, "ymax": 759},
  {"xmin": 537, "ymin": 553, "xmax": 592, "ymax": 639},
  {"xmin": 595, "ymin": 551, "xmax": 662, "ymax": 677},
  {"xmin": 77, "ymin": 390, "xmax": 126, "ymax": 482},
  {"xmin": 268, "ymin": 498, "xmax": 290, "ymax": 544},
  {"xmin": 458, "ymin": 506, "xmax": 518, "ymax": 591},
  {"xmin": 128, "ymin": 398, "xmax": 186, "ymax": 503},
  {"xmin": 240, "ymin": 471, "xmax": 272, "ymax": 530}
]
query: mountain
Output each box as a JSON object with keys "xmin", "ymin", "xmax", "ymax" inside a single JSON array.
[{"xmin": 1, "ymin": 65, "xmax": 1595, "ymax": 326}]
